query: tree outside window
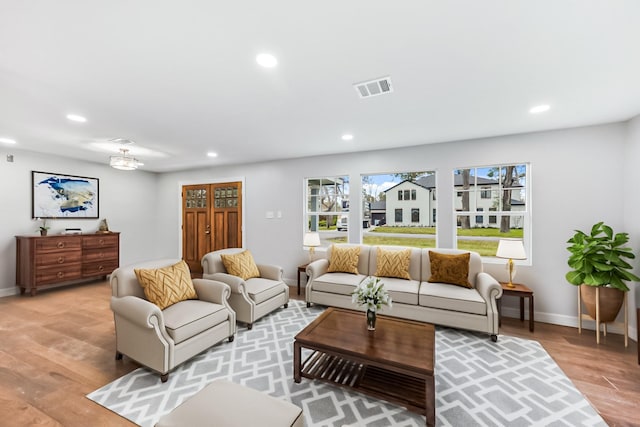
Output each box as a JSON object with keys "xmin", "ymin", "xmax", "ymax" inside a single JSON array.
[{"xmin": 305, "ymin": 176, "xmax": 349, "ymax": 246}]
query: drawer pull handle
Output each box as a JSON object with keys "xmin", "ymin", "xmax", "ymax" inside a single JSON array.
[
  {"xmin": 57, "ymin": 272, "xmax": 64, "ymax": 279},
  {"xmin": 98, "ymin": 265, "xmax": 105, "ymax": 271},
  {"xmin": 57, "ymin": 257, "xmax": 65, "ymax": 264},
  {"xmin": 100, "ymin": 253, "xmax": 105, "ymax": 258},
  {"xmin": 99, "ymin": 239, "xmax": 105, "ymax": 245},
  {"xmin": 57, "ymin": 242, "xmax": 65, "ymax": 249}
]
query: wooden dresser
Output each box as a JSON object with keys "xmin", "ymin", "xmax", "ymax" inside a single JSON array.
[{"xmin": 15, "ymin": 232, "xmax": 120, "ymax": 296}]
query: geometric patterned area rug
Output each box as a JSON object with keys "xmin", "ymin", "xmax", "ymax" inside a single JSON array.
[{"xmin": 88, "ymin": 300, "xmax": 606, "ymax": 427}]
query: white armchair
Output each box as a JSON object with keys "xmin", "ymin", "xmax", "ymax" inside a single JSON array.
[
  {"xmin": 201, "ymin": 249, "xmax": 289, "ymax": 329},
  {"xmin": 110, "ymin": 259, "xmax": 236, "ymax": 382}
]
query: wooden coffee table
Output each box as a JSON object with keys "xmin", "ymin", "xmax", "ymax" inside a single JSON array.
[{"xmin": 293, "ymin": 307, "xmax": 435, "ymax": 426}]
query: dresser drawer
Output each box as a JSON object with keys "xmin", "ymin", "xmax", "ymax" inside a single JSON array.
[
  {"xmin": 36, "ymin": 251, "xmax": 82, "ymax": 267},
  {"xmin": 35, "ymin": 237, "xmax": 82, "ymax": 253},
  {"xmin": 82, "ymin": 260, "xmax": 119, "ymax": 278},
  {"xmin": 35, "ymin": 264, "xmax": 82, "ymax": 285},
  {"xmin": 83, "ymin": 234, "xmax": 118, "ymax": 249},
  {"xmin": 83, "ymin": 247, "xmax": 118, "ymax": 263}
]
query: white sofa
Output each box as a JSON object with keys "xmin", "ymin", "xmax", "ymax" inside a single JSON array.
[{"xmin": 305, "ymin": 245, "xmax": 503, "ymax": 340}]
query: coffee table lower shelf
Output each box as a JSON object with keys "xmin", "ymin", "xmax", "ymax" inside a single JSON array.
[{"xmin": 299, "ymin": 350, "xmax": 428, "ymax": 416}]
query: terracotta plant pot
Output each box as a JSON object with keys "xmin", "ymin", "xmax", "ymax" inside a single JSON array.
[{"xmin": 580, "ymin": 285, "xmax": 625, "ymax": 323}]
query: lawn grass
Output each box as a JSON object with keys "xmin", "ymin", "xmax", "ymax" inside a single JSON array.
[{"xmin": 370, "ymin": 225, "xmax": 522, "ymax": 238}]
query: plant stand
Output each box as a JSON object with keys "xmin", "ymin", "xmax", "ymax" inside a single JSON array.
[{"xmin": 578, "ymin": 286, "xmax": 629, "ymax": 347}]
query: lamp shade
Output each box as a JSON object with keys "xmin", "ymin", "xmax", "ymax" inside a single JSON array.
[
  {"xmin": 303, "ymin": 232, "xmax": 321, "ymax": 247},
  {"xmin": 496, "ymin": 239, "xmax": 527, "ymax": 260}
]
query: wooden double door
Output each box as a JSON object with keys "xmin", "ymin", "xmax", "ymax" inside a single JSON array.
[{"xmin": 182, "ymin": 182, "xmax": 242, "ymax": 274}]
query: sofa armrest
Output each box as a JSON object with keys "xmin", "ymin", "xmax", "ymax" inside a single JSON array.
[
  {"xmin": 257, "ymin": 264, "xmax": 283, "ymax": 281},
  {"xmin": 476, "ymin": 272, "xmax": 503, "ymax": 306},
  {"xmin": 306, "ymin": 259, "xmax": 329, "ymax": 282},
  {"xmin": 193, "ymin": 278, "xmax": 231, "ymax": 304},
  {"xmin": 203, "ymin": 272, "xmax": 246, "ymax": 294},
  {"xmin": 110, "ymin": 295, "xmax": 166, "ymax": 330}
]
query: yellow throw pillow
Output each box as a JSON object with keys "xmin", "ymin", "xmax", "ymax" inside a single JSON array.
[
  {"xmin": 428, "ymin": 251, "xmax": 473, "ymax": 288},
  {"xmin": 327, "ymin": 245, "xmax": 361, "ymax": 274},
  {"xmin": 220, "ymin": 250, "xmax": 261, "ymax": 280},
  {"xmin": 135, "ymin": 260, "xmax": 198, "ymax": 310},
  {"xmin": 375, "ymin": 247, "xmax": 412, "ymax": 280}
]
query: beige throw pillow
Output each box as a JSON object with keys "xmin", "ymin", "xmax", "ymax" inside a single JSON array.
[
  {"xmin": 220, "ymin": 250, "xmax": 261, "ymax": 280},
  {"xmin": 428, "ymin": 251, "xmax": 473, "ymax": 288},
  {"xmin": 374, "ymin": 247, "xmax": 412, "ymax": 280},
  {"xmin": 327, "ymin": 245, "xmax": 361, "ymax": 274},
  {"xmin": 135, "ymin": 260, "xmax": 198, "ymax": 310}
]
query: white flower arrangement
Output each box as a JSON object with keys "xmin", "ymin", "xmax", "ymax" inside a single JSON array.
[{"xmin": 351, "ymin": 277, "xmax": 392, "ymax": 313}]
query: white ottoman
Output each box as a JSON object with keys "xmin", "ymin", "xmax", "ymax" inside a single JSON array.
[{"xmin": 155, "ymin": 380, "xmax": 304, "ymax": 427}]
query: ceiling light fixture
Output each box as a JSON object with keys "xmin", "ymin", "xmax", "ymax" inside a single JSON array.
[
  {"xmin": 207, "ymin": 151, "xmax": 218, "ymax": 158},
  {"xmin": 110, "ymin": 148, "xmax": 140, "ymax": 170},
  {"xmin": 529, "ymin": 104, "xmax": 550, "ymax": 114},
  {"xmin": 341, "ymin": 134, "xmax": 354, "ymax": 141},
  {"xmin": 66, "ymin": 114, "xmax": 87, "ymax": 123},
  {"xmin": 0, "ymin": 137, "xmax": 17, "ymax": 144},
  {"xmin": 256, "ymin": 53, "xmax": 277, "ymax": 68}
]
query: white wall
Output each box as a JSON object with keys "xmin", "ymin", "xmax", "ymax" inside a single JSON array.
[
  {"xmin": 156, "ymin": 122, "xmax": 634, "ymax": 333},
  {"xmin": 0, "ymin": 148, "xmax": 162, "ymax": 296},
  {"xmin": 624, "ymin": 114, "xmax": 640, "ymax": 340}
]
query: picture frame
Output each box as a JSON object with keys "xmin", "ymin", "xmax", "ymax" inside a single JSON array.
[{"xmin": 32, "ymin": 171, "xmax": 99, "ymax": 219}]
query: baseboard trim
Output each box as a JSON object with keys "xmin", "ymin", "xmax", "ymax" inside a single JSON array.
[{"xmin": 0, "ymin": 287, "xmax": 20, "ymax": 298}]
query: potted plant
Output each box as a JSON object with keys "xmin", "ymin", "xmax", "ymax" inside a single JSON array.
[
  {"xmin": 351, "ymin": 277, "xmax": 392, "ymax": 330},
  {"xmin": 37, "ymin": 218, "xmax": 50, "ymax": 236},
  {"xmin": 566, "ymin": 221, "xmax": 640, "ymax": 322}
]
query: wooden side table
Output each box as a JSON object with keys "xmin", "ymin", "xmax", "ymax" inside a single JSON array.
[
  {"xmin": 297, "ymin": 263, "xmax": 309, "ymax": 295},
  {"xmin": 498, "ymin": 282, "xmax": 534, "ymax": 332}
]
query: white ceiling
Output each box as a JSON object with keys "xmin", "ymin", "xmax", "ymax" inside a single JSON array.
[{"xmin": 1, "ymin": 1, "xmax": 639, "ymax": 172}]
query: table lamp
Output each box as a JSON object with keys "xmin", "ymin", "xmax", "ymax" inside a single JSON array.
[
  {"xmin": 303, "ymin": 232, "xmax": 321, "ymax": 262},
  {"xmin": 496, "ymin": 239, "xmax": 526, "ymax": 288}
]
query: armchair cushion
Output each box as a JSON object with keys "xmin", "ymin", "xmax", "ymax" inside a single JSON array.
[
  {"xmin": 427, "ymin": 251, "xmax": 473, "ymax": 288},
  {"xmin": 163, "ymin": 300, "xmax": 230, "ymax": 344},
  {"xmin": 134, "ymin": 260, "xmax": 197, "ymax": 310},
  {"xmin": 220, "ymin": 250, "xmax": 260, "ymax": 280},
  {"xmin": 245, "ymin": 277, "xmax": 287, "ymax": 304},
  {"xmin": 374, "ymin": 247, "xmax": 412, "ymax": 280},
  {"xmin": 327, "ymin": 245, "xmax": 361, "ymax": 274}
]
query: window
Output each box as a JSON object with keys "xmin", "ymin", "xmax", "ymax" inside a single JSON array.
[
  {"xmin": 453, "ymin": 164, "xmax": 529, "ymax": 259},
  {"xmin": 361, "ymin": 171, "xmax": 436, "ymax": 248},
  {"xmin": 305, "ymin": 176, "xmax": 349, "ymax": 246},
  {"xmin": 411, "ymin": 208, "xmax": 420, "ymax": 223}
]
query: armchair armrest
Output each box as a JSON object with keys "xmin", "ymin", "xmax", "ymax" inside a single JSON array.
[
  {"xmin": 193, "ymin": 278, "xmax": 231, "ymax": 304},
  {"xmin": 203, "ymin": 272, "xmax": 246, "ymax": 294},
  {"xmin": 476, "ymin": 272, "xmax": 503, "ymax": 306},
  {"xmin": 110, "ymin": 295, "xmax": 166, "ymax": 330},
  {"xmin": 257, "ymin": 264, "xmax": 283, "ymax": 281}
]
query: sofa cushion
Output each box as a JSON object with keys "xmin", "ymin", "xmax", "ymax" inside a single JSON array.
[
  {"xmin": 220, "ymin": 250, "xmax": 261, "ymax": 280},
  {"xmin": 163, "ymin": 299, "xmax": 229, "ymax": 344},
  {"xmin": 374, "ymin": 247, "xmax": 412, "ymax": 280},
  {"xmin": 244, "ymin": 277, "xmax": 285, "ymax": 304},
  {"xmin": 419, "ymin": 282, "xmax": 487, "ymax": 315},
  {"xmin": 327, "ymin": 245, "xmax": 361, "ymax": 274},
  {"xmin": 376, "ymin": 276, "xmax": 420, "ymax": 305},
  {"xmin": 427, "ymin": 251, "xmax": 473, "ymax": 288},
  {"xmin": 313, "ymin": 272, "xmax": 367, "ymax": 296},
  {"xmin": 135, "ymin": 260, "xmax": 198, "ymax": 310}
]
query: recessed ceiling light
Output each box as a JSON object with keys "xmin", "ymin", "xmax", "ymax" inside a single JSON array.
[
  {"xmin": 207, "ymin": 152, "xmax": 218, "ymax": 158},
  {"xmin": 66, "ymin": 114, "xmax": 87, "ymax": 123},
  {"xmin": 256, "ymin": 53, "xmax": 277, "ymax": 68},
  {"xmin": 0, "ymin": 137, "xmax": 16, "ymax": 144},
  {"xmin": 529, "ymin": 104, "xmax": 550, "ymax": 114},
  {"xmin": 341, "ymin": 134, "xmax": 354, "ymax": 141}
]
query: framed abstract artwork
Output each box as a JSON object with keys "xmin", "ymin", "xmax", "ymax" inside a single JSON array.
[{"xmin": 32, "ymin": 171, "xmax": 99, "ymax": 219}]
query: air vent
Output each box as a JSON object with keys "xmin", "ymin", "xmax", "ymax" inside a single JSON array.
[{"xmin": 354, "ymin": 76, "xmax": 393, "ymax": 98}]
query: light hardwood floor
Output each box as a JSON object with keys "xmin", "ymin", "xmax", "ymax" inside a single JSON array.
[{"xmin": 0, "ymin": 280, "xmax": 638, "ymax": 426}]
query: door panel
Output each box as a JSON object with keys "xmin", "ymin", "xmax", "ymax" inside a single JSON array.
[{"xmin": 183, "ymin": 182, "xmax": 242, "ymax": 274}]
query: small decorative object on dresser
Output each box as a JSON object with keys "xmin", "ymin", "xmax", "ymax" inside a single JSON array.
[
  {"xmin": 351, "ymin": 277, "xmax": 392, "ymax": 331},
  {"xmin": 98, "ymin": 218, "xmax": 110, "ymax": 233}
]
